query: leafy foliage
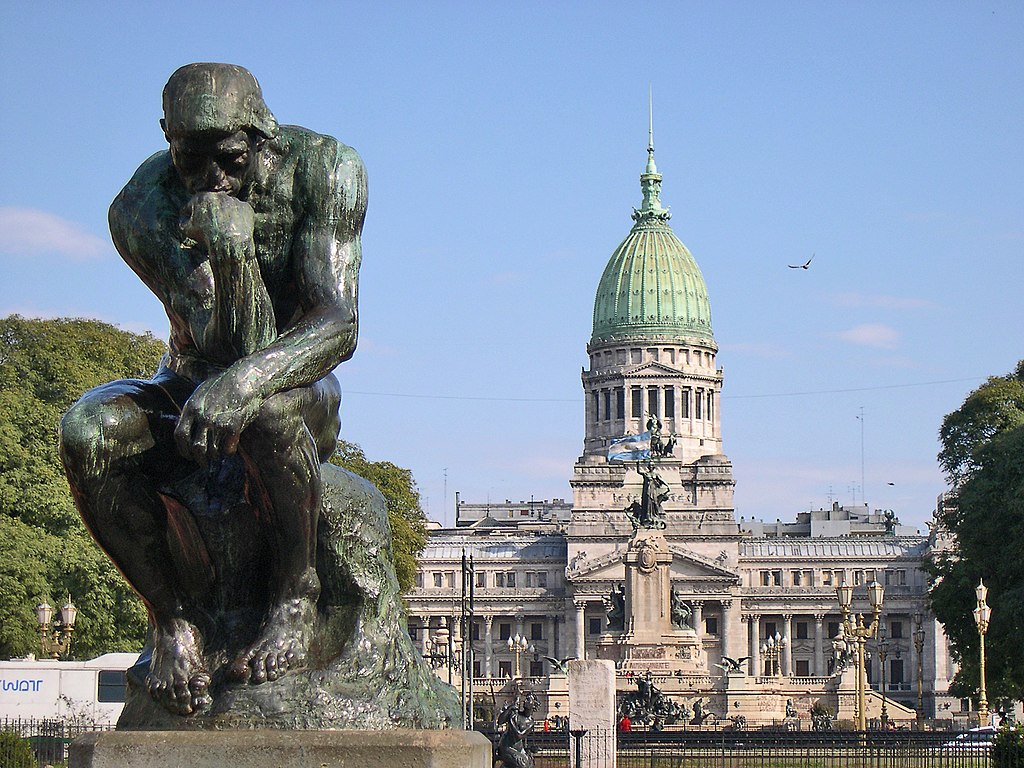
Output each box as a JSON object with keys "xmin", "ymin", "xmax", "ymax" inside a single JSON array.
[
  {"xmin": 0, "ymin": 729, "xmax": 37, "ymax": 768},
  {"xmin": 0, "ymin": 315, "xmax": 164, "ymax": 659},
  {"xmin": 994, "ymin": 722, "xmax": 1024, "ymax": 767},
  {"xmin": 329, "ymin": 440, "xmax": 428, "ymax": 592},
  {"xmin": 929, "ymin": 360, "xmax": 1024, "ymax": 702}
]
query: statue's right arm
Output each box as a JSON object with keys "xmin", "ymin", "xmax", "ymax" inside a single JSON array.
[{"xmin": 108, "ymin": 153, "xmax": 210, "ymax": 353}]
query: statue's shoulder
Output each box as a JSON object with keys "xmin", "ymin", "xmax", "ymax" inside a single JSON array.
[
  {"xmin": 275, "ymin": 126, "xmax": 366, "ymax": 195},
  {"xmin": 108, "ymin": 152, "xmax": 184, "ymax": 252}
]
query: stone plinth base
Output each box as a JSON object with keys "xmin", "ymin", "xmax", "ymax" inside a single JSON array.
[{"xmin": 70, "ymin": 729, "xmax": 492, "ymax": 768}]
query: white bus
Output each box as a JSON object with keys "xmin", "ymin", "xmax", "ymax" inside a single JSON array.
[{"xmin": 0, "ymin": 653, "xmax": 138, "ymax": 725}]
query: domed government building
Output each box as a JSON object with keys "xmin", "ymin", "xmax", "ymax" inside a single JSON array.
[{"xmin": 405, "ymin": 134, "xmax": 963, "ymax": 727}]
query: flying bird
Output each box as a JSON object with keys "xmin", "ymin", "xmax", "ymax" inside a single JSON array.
[{"xmin": 788, "ymin": 254, "xmax": 814, "ymax": 270}]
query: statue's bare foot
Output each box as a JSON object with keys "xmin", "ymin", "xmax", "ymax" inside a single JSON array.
[
  {"xmin": 146, "ymin": 619, "xmax": 212, "ymax": 715},
  {"xmin": 229, "ymin": 595, "xmax": 315, "ymax": 684}
]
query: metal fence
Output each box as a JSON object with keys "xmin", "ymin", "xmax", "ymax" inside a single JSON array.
[
  {"xmin": 1, "ymin": 718, "xmax": 114, "ymax": 767},
  {"xmin": 479, "ymin": 726, "xmax": 1021, "ymax": 768}
]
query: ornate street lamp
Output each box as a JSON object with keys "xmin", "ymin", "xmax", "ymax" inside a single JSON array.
[
  {"xmin": 837, "ymin": 580, "xmax": 884, "ymax": 731},
  {"xmin": 507, "ymin": 634, "xmax": 532, "ymax": 679},
  {"xmin": 35, "ymin": 596, "xmax": 77, "ymax": 659},
  {"xmin": 973, "ymin": 579, "xmax": 991, "ymax": 725},
  {"xmin": 913, "ymin": 613, "xmax": 926, "ymax": 726},
  {"xmin": 876, "ymin": 624, "xmax": 890, "ymax": 728},
  {"xmin": 760, "ymin": 632, "xmax": 787, "ymax": 677}
]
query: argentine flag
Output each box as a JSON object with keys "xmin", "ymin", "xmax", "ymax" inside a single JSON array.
[{"xmin": 608, "ymin": 431, "xmax": 651, "ymax": 462}]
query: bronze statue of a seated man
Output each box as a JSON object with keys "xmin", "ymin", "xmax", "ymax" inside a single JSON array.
[{"xmin": 59, "ymin": 63, "xmax": 367, "ymax": 717}]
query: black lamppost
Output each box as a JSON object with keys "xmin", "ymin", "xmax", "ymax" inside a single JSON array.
[
  {"xmin": 913, "ymin": 613, "xmax": 926, "ymax": 726},
  {"xmin": 876, "ymin": 625, "xmax": 889, "ymax": 728}
]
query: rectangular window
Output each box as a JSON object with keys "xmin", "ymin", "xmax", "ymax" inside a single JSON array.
[
  {"xmin": 764, "ymin": 621, "xmax": 778, "ymax": 639},
  {"xmin": 648, "ymin": 387, "xmax": 658, "ymax": 417},
  {"xmin": 97, "ymin": 670, "xmax": 127, "ymax": 703},
  {"xmin": 473, "ymin": 659, "xmax": 482, "ymax": 677},
  {"xmin": 592, "ymin": 391, "xmax": 600, "ymax": 419},
  {"xmin": 796, "ymin": 622, "xmax": 808, "ymax": 640},
  {"xmin": 898, "ymin": 570, "xmax": 907, "ymax": 586},
  {"xmin": 796, "ymin": 659, "xmax": 810, "ymax": 677},
  {"xmin": 865, "ymin": 569, "xmax": 876, "ymax": 583},
  {"xmin": 415, "ymin": 572, "xmax": 423, "ymax": 588},
  {"xmin": 664, "ymin": 388, "xmax": 675, "ymax": 418},
  {"xmin": 665, "ymin": 349, "xmax": 675, "ymax": 364},
  {"xmin": 498, "ymin": 623, "xmax": 512, "ymax": 641},
  {"xmin": 476, "ymin": 572, "xmax": 486, "ymax": 588},
  {"xmin": 760, "ymin": 571, "xmax": 771, "ymax": 586},
  {"xmin": 588, "ymin": 617, "xmax": 602, "ymax": 635},
  {"xmin": 529, "ymin": 660, "xmax": 544, "ymax": 678},
  {"xmin": 530, "ymin": 622, "xmax": 543, "ymax": 641},
  {"xmin": 631, "ymin": 387, "xmax": 642, "ymax": 418},
  {"xmin": 705, "ymin": 616, "xmax": 719, "ymax": 636},
  {"xmin": 498, "ymin": 661, "xmax": 512, "ymax": 678},
  {"xmin": 616, "ymin": 350, "xmax": 626, "ymax": 365},
  {"xmin": 444, "ymin": 572, "xmax": 455, "ymax": 589},
  {"xmin": 890, "ymin": 659, "xmax": 905, "ymax": 685},
  {"xmin": 433, "ymin": 572, "xmax": 443, "ymax": 588},
  {"xmin": 630, "ymin": 349, "xmax": 642, "ymax": 364},
  {"xmin": 854, "ymin": 570, "xmax": 864, "ymax": 586},
  {"xmin": 536, "ymin": 571, "xmax": 547, "ymax": 588},
  {"xmin": 615, "ymin": 388, "xmax": 625, "ymax": 419},
  {"xmin": 793, "ymin": 571, "xmax": 803, "ymax": 586},
  {"xmin": 408, "ymin": 624, "xmax": 419, "ymax": 640},
  {"xmin": 471, "ymin": 622, "xmax": 481, "ymax": 641},
  {"xmin": 603, "ymin": 390, "xmax": 611, "ymax": 421},
  {"xmin": 773, "ymin": 571, "xmax": 782, "ymax": 586},
  {"xmin": 822, "ymin": 570, "xmax": 833, "ymax": 586},
  {"xmin": 828, "ymin": 622, "xmax": 840, "ymax": 639},
  {"xmin": 707, "ymin": 391, "xmax": 714, "ymax": 421},
  {"xmin": 525, "ymin": 571, "xmax": 546, "ymax": 588},
  {"xmin": 890, "ymin": 621, "xmax": 904, "ymax": 639},
  {"xmin": 695, "ymin": 389, "xmax": 703, "ymax": 419},
  {"xmin": 681, "ymin": 389, "xmax": 690, "ymax": 418}
]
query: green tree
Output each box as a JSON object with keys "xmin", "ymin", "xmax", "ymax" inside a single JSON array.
[
  {"xmin": 929, "ymin": 361, "xmax": 1024, "ymax": 702},
  {"xmin": 0, "ymin": 315, "xmax": 165, "ymax": 659},
  {"xmin": 329, "ymin": 440, "xmax": 428, "ymax": 592}
]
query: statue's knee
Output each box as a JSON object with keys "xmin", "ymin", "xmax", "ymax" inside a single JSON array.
[{"xmin": 59, "ymin": 399, "xmax": 126, "ymax": 474}]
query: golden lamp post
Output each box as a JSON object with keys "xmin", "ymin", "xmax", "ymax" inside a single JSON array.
[
  {"xmin": 506, "ymin": 634, "xmax": 534, "ymax": 679},
  {"xmin": 836, "ymin": 580, "xmax": 884, "ymax": 731},
  {"xmin": 35, "ymin": 596, "xmax": 77, "ymax": 659},
  {"xmin": 913, "ymin": 613, "xmax": 926, "ymax": 726},
  {"xmin": 973, "ymin": 579, "xmax": 991, "ymax": 725}
]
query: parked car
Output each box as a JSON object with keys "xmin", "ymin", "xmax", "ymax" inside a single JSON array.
[{"xmin": 932, "ymin": 725, "xmax": 998, "ymax": 754}]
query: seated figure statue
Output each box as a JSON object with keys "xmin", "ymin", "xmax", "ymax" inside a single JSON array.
[{"xmin": 59, "ymin": 63, "xmax": 457, "ymax": 727}]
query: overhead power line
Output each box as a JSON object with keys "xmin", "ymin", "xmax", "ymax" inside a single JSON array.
[{"xmin": 343, "ymin": 376, "xmax": 983, "ymax": 404}]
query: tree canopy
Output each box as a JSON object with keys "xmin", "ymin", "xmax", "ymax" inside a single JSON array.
[
  {"xmin": 0, "ymin": 314, "xmax": 428, "ymax": 659},
  {"xmin": 929, "ymin": 360, "xmax": 1024, "ymax": 703},
  {"xmin": 0, "ymin": 315, "xmax": 166, "ymax": 658}
]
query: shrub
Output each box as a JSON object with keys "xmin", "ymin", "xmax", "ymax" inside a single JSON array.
[
  {"xmin": 993, "ymin": 723, "xmax": 1024, "ymax": 768},
  {"xmin": 0, "ymin": 730, "xmax": 36, "ymax": 768}
]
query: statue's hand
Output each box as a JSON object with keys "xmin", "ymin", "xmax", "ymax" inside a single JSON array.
[
  {"xmin": 181, "ymin": 192, "xmax": 255, "ymax": 256},
  {"xmin": 175, "ymin": 372, "xmax": 260, "ymax": 466}
]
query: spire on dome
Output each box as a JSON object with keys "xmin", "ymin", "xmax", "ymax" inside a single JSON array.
[{"xmin": 634, "ymin": 86, "xmax": 670, "ymax": 223}]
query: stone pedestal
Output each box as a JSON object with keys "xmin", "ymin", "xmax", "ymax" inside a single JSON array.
[
  {"xmin": 567, "ymin": 660, "xmax": 615, "ymax": 768},
  {"xmin": 70, "ymin": 729, "xmax": 491, "ymax": 768}
]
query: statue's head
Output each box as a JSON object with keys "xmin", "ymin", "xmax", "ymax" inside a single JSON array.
[{"xmin": 160, "ymin": 63, "xmax": 278, "ymax": 196}]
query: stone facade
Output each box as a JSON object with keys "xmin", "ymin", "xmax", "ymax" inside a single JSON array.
[{"xmin": 404, "ymin": 139, "xmax": 961, "ymax": 725}]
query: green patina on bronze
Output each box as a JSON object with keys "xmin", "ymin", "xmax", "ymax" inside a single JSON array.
[{"xmin": 59, "ymin": 62, "xmax": 459, "ymax": 729}]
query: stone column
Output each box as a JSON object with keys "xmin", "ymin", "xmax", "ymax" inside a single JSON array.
[
  {"xmin": 484, "ymin": 615, "xmax": 493, "ymax": 677},
  {"xmin": 514, "ymin": 614, "xmax": 524, "ymax": 642},
  {"xmin": 720, "ymin": 599, "xmax": 735, "ymax": 659},
  {"xmin": 421, "ymin": 617, "xmax": 431, "ymax": 656},
  {"xmin": 748, "ymin": 614, "xmax": 762, "ymax": 676},
  {"xmin": 692, "ymin": 601, "xmax": 704, "ymax": 643},
  {"xmin": 782, "ymin": 614, "xmax": 793, "ymax": 676},
  {"xmin": 574, "ymin": 601, "xmax": 587, "ymax": 660},
  {"xmin": 814, "ymin": 614, "xmax": 825, "ymax": 677}
]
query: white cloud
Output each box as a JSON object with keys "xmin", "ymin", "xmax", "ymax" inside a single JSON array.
[
  {"xmin": 0, "ymin": 207, "xmax": 107, "ymax": 259},
  {"xmin": 830, "ymin": 292, "xmax": 935, "ymax": 310},
  {"xmin": 835, "ymin": 323, "xmax": 900, "ymax": 350}
]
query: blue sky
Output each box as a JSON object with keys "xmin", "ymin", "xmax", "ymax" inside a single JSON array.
[{"xmin": 2, "ymin": 3, "xmax": 1021, "ymax": 530}]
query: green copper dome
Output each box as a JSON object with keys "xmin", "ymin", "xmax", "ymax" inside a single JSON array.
[{"xmin": 591, "ymin": 143, "xmax": 714, "ymax": 346}]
